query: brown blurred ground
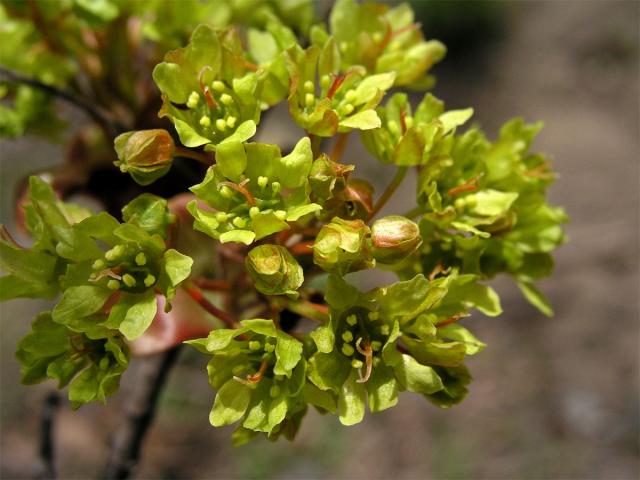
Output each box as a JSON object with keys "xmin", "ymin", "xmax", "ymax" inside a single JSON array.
[{"xmin": 1, "ymin": 1, "xmax": 639, "ymax": 479}]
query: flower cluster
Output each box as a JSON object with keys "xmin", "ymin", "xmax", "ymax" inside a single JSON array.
[{"xmin": 1, "ymin": 0, "xmax": 566, "ymax": 446}]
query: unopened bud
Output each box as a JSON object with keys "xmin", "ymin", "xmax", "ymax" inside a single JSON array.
[
  {"xmin": 113, "ymin": 129, "xmax": 174, "ymax": 186},
  {"xmin": 371, "ymin": 215, "xmax": 422, "ymax": 264}
]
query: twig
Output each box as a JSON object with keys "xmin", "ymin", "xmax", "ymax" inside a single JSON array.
[
  {"xmin": 0, "ymin": 66, "xmax": 123, "ymax": 137},
  {"xmin": 104, "ymin": 347, "xmax": 182, "ymax": 480},
  {"xmin": 183, "ymin": 283, "xmax": 239, "ymax": 329},
  {"xmin": 174, "ymin": 146, "xmax": 215, "ymax": 166},
  {"xmin": 331, "ymin": 133, "xmax": 349, "ymax": 162},
  {"xmin": 369, "ymin": 166, "xmax": 408, "ymax": 220},
  {"xmin": 35, "ymin": 391, "xmax": 59, "ymax": 480}
]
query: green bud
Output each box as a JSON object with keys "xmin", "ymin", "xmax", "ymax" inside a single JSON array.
[
  {"xmin": 220, "ymin": 93, "xmax": 233, "ymax": 105},
  {"xmin": 199, "ymin": 115, "xmax": 211, "ymax": 127},
  {"xmin": 351, "ymin": 359, "xmax": 364, "ymax": 369},
  {"xmin": 245, "ymin": 244, "xmax": 303, "ymax": 296},
  {"xmin": 226, "ymin": 116, "xmax": 236, "ymax": 128},
  {"xmin": 122, "ymin": 274, "xmax": 136, "ymax": 288},
  {"xmin": 313, "ymin": 218, "xmax": 374, "ymax": 274},
  {"xmin": 371, "ymin": 215, "xmax": 422, "ymax": 264},
  {"xmin": 342, "ymin": 344, "xmax": 355, "ymax": 356},
  {"xmin": 144, "ymin": 274, "xmax": 156, "ymax": 287},
  {"xmin": 215, "ymin": 118, "xmax": 227, "ymax": 131},
  {"xmin": 341, "ymin": 331, "xmax": 354, "ymax": 343},
  {"xmin": 271, "ymin": 182, "xmax": 281, "ymax": 194},
  {"xmin": 92, "ymin": 259, "xmax": 105, "ymax": 270},
  {"xmin": 346, "ymin": 314, "xmax": 358, "ymax": 326},
  {"xmin": 113, "ymin": 129, "xmax": 175, "ymax": 186},
  {"xmin": 135, "ymin": 252, "xmax": 147, "ymax": 266},
  {"xmin": 107, "ymin": 279, "xmax": 120, "ymax": 290},
  {"xmin": 249, "ymin": 340, "xmax": 262, "ymax": 351},
  {"xmin": 257, "ymin": 176, "xmax": 269, "ymax": 188}
]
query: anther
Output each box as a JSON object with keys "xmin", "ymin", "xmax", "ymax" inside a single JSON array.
[
  {"xmin": 135, "ymin": 252, "xmax": 147, "ymax": 266},
  {"xmin": 122, "ymin": 274, "xmax": 136, "ymax": 288}
]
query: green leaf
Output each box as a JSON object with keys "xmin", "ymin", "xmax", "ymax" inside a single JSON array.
[
  {"xmin": 437, "ymin": 324, "xmax": 486, "ymax": 355},
  {"xmin": 163, "ymin": 249, "xmax": 193, "ymax": 287},
  {"xmin": 377, "ymin": 274, "xmax": 447, "ymax": 324},
  {"xmin": 439, "ymin": 108, "xmax": 473, "ymax": 134},
  {"xmin": 274, "ymin": 331, "xmax": 303, "ymax": 376},
  {"xmin": 517, "ymin": 280, "xmax": 553, "ymax": 317},
  {"xmin": 52, "ymin": 286, "xmax": 112, "ymax": 325},
  {"xmin": 68, "ymin": 367, "xmax": 99, "ymax": 408},
  {"xmin": 308, "ymin": 351, "xmax": 350, "ymax": 392},
  {"xmin": 219, "ymin": 230, "xmax": 255, "ymax": 245},
  {"xmin": 277, "ymin": 137, "xmax": 312, "ymax": 189},
  {"xmin": 114, "ymin": 291, "xmax": 158, "ymax": 341},
  {"xmin": 309, "ymin": 324, "xmax": 335, "ymax": 353},
  {"xmin": 338, "ymin": 369, "xmax": 366, "ymax": 425},
  {"xmin": 173, "ymin": 118, "xmax": 210, "ymax": 147},
  {"xmin": 122, "ymin": 194, "xmax": 173, "ymax": 238},
  {"xmin": 216, "ymin": 141, "xmax": 247, "ymax": 181},
  {"xmin": 468, "ymin": 189, "xmax": 519, "ymax": 217},
  {"xmin": 210, "ymin": 379, "xmax": 252, "ymax": 427},
  {"xmin": 394, "ymin": 354, "xmax": 444, "ymax": 395},
  {"xmin": 339, "ymin": 109, "xmax": 381, "ymax": 130},
  {"xmin": 367, "ymin": 366, "xmax": 399, "ymax": 412},
  {"xmin": 218, "ymin": 120, "xmax": 257, "ymax": 146},
  {"xmin": 303, "ymin": 383, "xmax": 336, "ymax": 413},
  {"xmin": 152, "ymin": 63, "xmax": 190, "ymax": 104}
]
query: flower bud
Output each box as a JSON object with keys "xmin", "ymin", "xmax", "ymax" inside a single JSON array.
[
  {"xmin": 245, "ymin": 244, "xmax": 304, "ymax": 297},
  {"xmin": 313, "ymin": 217, "xmax": 374, "ymax": 274},
  {"xmin": 114, "ymin": 129, "xmax": 174, "ymax": 186},
  {"xmin": 308, "ymin": 154, "xmax": 354, "ymax": 202},
  {"xmin": 371, "ymin": 215, "xmax": 422, "ymax": 264}
]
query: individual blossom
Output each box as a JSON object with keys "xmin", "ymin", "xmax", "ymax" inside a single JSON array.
[
  {"xmin": 186, "ymin": 319, "xmax": 307, "ymax": 437},
  {"xmin": 326, "ymin": 0, "xmax": 446, "ymax": 88},
  {"xmin": 361, "ymin": 92, "xmax": 473, "ymax": 167},
  {"xmin": 307, "ymin": 275, "xmax": 446, "ymax": 425},
  {"xmin": 152, "ymin": 25, "xmax": 261, "ymax": 149},
  {"xmin": 187, "ymin": 137, "xmax": 321, "ymax": 245},
  {"xmin": 286, "ymin": 39, "xmax": 395, "ymax": 137},
  {"xmin": 245, "ymin": 244, "xmax": 304, "ymax": 297}
]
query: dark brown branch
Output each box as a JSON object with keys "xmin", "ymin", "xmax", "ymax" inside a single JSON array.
[
  {"xmin": 104, "ymin": 346, "xmax": 182, "ymax": 480},
  {"xmin": 0, "ymin": 66, "xmax": 124, "ymax": 137},
  {"xmin": 35, "ymin": 391, "xmax": 60, "ymax": 480}
]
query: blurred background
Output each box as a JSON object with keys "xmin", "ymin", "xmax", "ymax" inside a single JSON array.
[{"xmin": 1, "ymin": 1, "xmax": 638, "ymax": 478}]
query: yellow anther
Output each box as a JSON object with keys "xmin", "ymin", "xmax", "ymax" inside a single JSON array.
[
  {"xmin": 135, "ymin": 252, "xmax": 147, "ymax": 266},
  {"xmin": 187, "ymin": 91, "xmax": 200, "ymax": 108},
  {"xmin": 212, "ymin": 80, "xmax": 225, "ymax": 93},
  {"xmin": 342, "ymin": 344, "xmax": 355, "ymax": 356},
  {"xmin": 199, "ymin": 115, "xmax": 211, "ymax": 127},
  {"xmin": 220, "ymin": 93, "xmax": 233, "ymax": 105},
  {"xmin": 215, "ymin": 118, "xmax": 226, "ymax": 131}
]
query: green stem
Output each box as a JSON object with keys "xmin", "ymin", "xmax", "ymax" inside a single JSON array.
[{"xmin": 369, "ymin": 166, "xmax": 408, "ymax": 220}]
